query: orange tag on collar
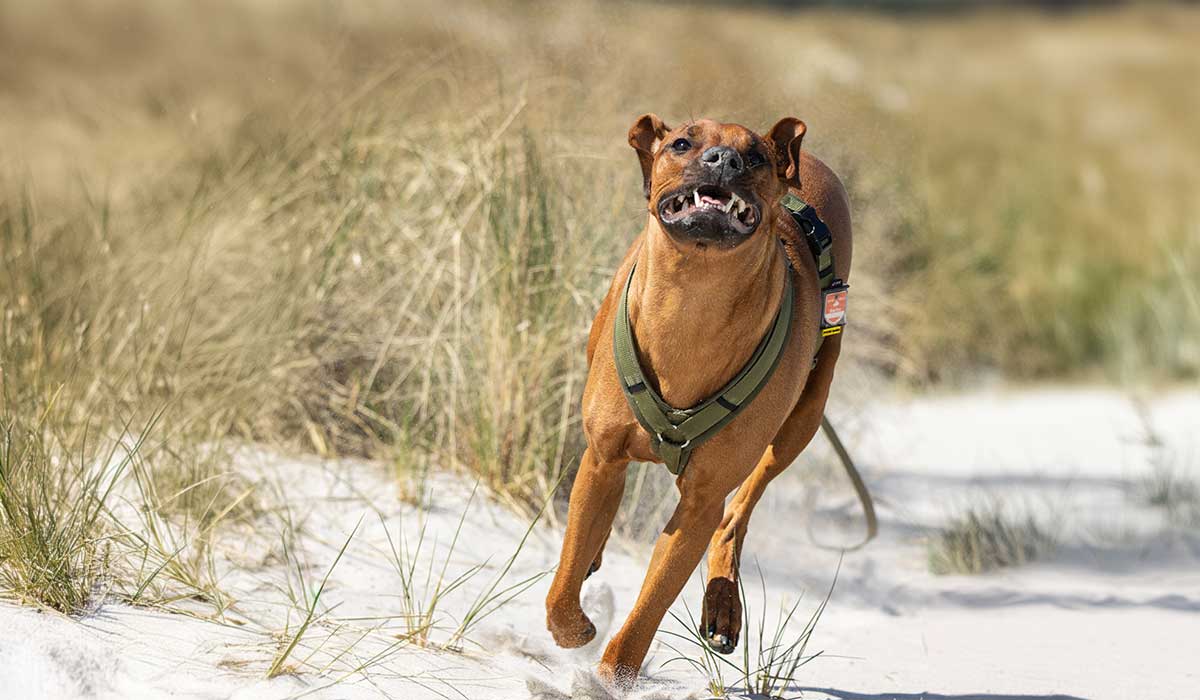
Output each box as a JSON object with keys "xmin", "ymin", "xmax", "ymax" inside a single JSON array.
[{"xmin": 821, "ymin": 283, "xmax": 848, "ymax": 335}]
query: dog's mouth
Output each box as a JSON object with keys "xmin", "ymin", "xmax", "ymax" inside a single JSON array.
[{"xmin": 657, "ymin": 184, "xmax": 760, "ymax": 239}]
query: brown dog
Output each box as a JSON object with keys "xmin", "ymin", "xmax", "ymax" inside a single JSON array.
[{"xmin": 545, "ymin": 114, "xmax": 852, "ymax": 686}]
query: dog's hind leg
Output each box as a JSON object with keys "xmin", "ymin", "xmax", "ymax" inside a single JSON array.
[
  {"xmin": 546, "ymin": 447, "xmax": 628, "ymax": 649},
  {"xmin": 701, "ymin": 336, "xmax": 841, "ymax": 654}
]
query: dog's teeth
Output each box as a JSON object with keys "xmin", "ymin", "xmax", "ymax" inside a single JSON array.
[
  {"xmin": 693, "ymin": 190, "xmax": 701, "ymax": 207},
  {"xmin": 724, "ymin": 199, "xmax": 735, "ymax": 213}
]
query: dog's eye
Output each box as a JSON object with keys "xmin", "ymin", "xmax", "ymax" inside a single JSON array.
[
  {"xmin": 746, "ymin": 150, "xmax": 766, "ymax": 167},
  {"xmin": 670, "ymin": 138, "xmax": 692, "ymax": 153}
]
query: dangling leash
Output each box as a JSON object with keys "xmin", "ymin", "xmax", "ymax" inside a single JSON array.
[
  {"xmin": 782, "ymin": 193, "xmax": 877, "ymax": 550},
  {"xmin": 814, "ymin": 415, "xmax": 878, "ymax": 550},
  {"xmin": 613, "ymin": 193, "xmax": 877, "ymax": 547}
]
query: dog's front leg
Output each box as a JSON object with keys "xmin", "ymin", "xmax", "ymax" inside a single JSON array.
[
  {"xmin": 704, "ymin": 337, "xmax": 841, "ymax": 654},
  {"xmin": 546, "ymin": 447, "xmax": 628, "ymax": 648},
  {"xmin": 598, "ymin": 484, "xmax": 726, "ymax": 687}
]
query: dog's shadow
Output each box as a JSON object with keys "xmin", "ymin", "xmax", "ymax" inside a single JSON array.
[{"xmin": 790, "ymin": 688, "xmax": 1090, "ymax": 700}]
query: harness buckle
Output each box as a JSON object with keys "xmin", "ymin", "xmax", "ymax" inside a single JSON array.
[{"xmin": 655, "ymin": 432, "xmax": 692, "ymax": 451}]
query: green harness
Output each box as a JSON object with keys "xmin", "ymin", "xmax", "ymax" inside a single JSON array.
[{"xmin": 613, "ymin": 193, "xmax": 845, "ymax": 475}]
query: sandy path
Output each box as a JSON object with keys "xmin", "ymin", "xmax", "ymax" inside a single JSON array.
[{"xmin": 1, "ymin": 387, "xmax": 1196, "ymax": 699}]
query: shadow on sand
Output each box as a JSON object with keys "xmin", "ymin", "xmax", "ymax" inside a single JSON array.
[{"xmin": 794, "ymin": 688, "xmax": 1090, "ymax": 700}]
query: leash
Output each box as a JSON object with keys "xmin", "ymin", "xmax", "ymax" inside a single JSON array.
[{"xmin": 815, "ymin": 415, "xmax": 878, "ymax": 549}]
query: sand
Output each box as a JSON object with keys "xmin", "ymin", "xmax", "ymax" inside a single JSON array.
[{"xmin": 2, "ymin": 387, "xmax": 1196, "ymax": 700}]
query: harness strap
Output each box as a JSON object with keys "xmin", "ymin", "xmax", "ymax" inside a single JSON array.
[
  {"xmin": 779, "ymin": 192, "xmax": 846, "ymax": 355},
  {"xmin": 613, "ymin": 255, "xmax": 795, "ymax": 475},
  {"xmin": 780, "ymin": 192, "xmax": 837, "ymax": 290}
]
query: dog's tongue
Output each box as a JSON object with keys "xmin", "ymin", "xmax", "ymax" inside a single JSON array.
[{"xmin": 700, "ymin": 195, "xmax": 725, "ymax": 207}]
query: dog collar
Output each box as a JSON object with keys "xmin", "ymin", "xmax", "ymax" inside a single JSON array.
[{"xmin": 613, "ymin": 251, "xmax": 795, "ymax": 476}]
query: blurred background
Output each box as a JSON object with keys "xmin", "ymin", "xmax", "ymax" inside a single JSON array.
[
  {"xmin": 1, "ymin": 1, "xmax": 1198, "ymax": 696},
  {"xmin": 2, "ymin": 0, "xmax": 1199, "ymax": 593}
]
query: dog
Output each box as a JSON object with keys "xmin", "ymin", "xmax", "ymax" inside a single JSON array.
[{"xmin": 545, "ymin": 113, "xmax": 853, "ymax": 686}]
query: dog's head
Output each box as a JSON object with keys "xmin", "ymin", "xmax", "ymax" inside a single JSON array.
[{"xmin": 628, "ymin": 115, "xmax": 806, "ymax": 249}]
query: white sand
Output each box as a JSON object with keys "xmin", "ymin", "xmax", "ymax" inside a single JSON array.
[{"xmin": 1, "ymin": 387, "xmax": 1197, "ymax": 700}]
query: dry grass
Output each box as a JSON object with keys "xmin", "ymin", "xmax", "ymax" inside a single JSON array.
[
  {"xmin": 0, "ymin": 406, "xmax": 142, "ymax": 612},
  {"xmin": 1131, "ymin": 404, "xmax": 1200, "ymax": 528},
  {"xmin": 928, "ymin": 504, "xmax": 1053, "ymax": 575},
  {"xmin": 1137, "ymin": 462, "xmax": 1200, "ymax": 528},
  {"xmin": 1, "ymin": 0, "xmax": 1198, "ymax": 610},
  {"xmin": 378, "ymin": 483, "xmax": 549, "ymax": 650}
]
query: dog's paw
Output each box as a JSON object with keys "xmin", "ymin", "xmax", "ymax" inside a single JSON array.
[
  {"xmin": 701, "ymin": 576, "xmax": 741, "ymax": 655},
  {"xmin": 546, "ymin": 606, "xmax": 597, "ymax": 649}
]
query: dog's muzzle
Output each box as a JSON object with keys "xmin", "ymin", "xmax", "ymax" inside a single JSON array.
[{"xmin": 657, "ymin": 184, "xmax": 760, "ymax": 238}]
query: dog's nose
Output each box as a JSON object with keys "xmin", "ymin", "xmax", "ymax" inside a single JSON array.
[{"xmin": 700, "ymin": 146, "xmax": 743, "ymax": 174}]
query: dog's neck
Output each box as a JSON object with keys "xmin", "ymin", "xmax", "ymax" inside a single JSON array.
[{"xmin": 629, "ymin": 219, "xmax": 786, "ymax": 409}]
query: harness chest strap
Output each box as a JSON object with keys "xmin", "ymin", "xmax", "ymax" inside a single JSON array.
[
  {"xmin": 612, "ymin": 195, "xmax": 837, "ymax": 476},
  {"xmin": 611, "ymin": 193, "xmax": 875, "ymax": 545},
  {"xmin": 613, "ymin": 256, "xmax": 795, "ymax": 476}
]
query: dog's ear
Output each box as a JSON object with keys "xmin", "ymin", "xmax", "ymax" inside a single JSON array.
[
  {"xmin": 767, "ymin": 117, "xmax": 807, "ymax": 185},
  {"xmin": 628, "ymin": 113, "xmax": 670, "ymax": 199}
]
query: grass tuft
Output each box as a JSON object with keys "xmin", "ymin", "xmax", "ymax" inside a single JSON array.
[
  {"xmin": 381, "ymin": 481, "xmax": 552, "ymax": 651},
  {"xmin": 662, "ymin": 561, "xmax": 836, "ymax": 699},
  {"xmin": 268, "ymin": 518, "xmax": 361, "ymax": 679},
  {"xmin": 0, "ymin": 398, "xmax": 157, "ymax": 613},
  {"xmin": 928, "ymin": 505, "xmax": 1053, "ymax": 575},
  {"xmin": 1138, "ymin": 465, "xmax": 1200, "ymax": 528}
]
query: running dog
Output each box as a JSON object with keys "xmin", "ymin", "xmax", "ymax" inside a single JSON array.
[{"xmin": 545, "ymin": 114, "xmax": 853, "ymax": 686}]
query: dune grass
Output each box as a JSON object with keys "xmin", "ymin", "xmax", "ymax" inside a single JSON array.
[
  {"xmin": 928, "ymin": 504, "xmax": 1053, "ymax": 575},
  {"xmin": 1129, "ymin": 405, "xmax": 1200, "ymax": 529},
  {"xmin": 1137, "ymin": 463, "xmax": 1200, "ymax": 528},
  {"xmin": 251, "ymin": 480, "xmax": 552, "ymax": 689},
  {"xmin": 0, "ymin": 405, "xmax": 144, "ymax": 613},
  {"xmin": 377, "ymin": 480, "xmax": 553, "ymax": 651},
  {"xmin": 663, "ymin": 561, "xmax": 835, "ymax": 699},
  {"xmin": 268, "ymin": 519, "xmax": 360, "ymax": 679},
  {"xmin": 1, "ymin": 0, "xmax": 1198, "ymax": 615}
]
